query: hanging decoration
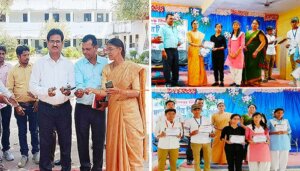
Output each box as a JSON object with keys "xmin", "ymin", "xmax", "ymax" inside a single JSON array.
[
  {"xmin": 224, "ymin": 31, "xmax": 232, "ymax": 40},
  {"xmin": 191, "ymin": 8, "xmax": 200, "ymax": 17},
  {"xmin": 173, "ymin": 13, "xmax": 184, "ymax": 27}
]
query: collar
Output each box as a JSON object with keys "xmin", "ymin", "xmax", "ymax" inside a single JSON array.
[
  {"xmin": 83, "ymin": 56, "xmax": 102, "ymax": 64},
  {"xmin": 17, "ymin": 63, "xmax": 32, "ymax": 68},
  {"xmin": 46, "ymin": 53, "xmax": 65, "ymax": 63}
]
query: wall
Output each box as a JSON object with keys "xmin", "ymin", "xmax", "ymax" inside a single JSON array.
[{"xmin": 277, "ymin": 6, "xmax": 300, "ymax": 80}]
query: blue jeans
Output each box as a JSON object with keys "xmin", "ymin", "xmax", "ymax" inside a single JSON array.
[
  {"xmin": 15, "ymin": 103, "xmax": 39, "ymax": 156},
  {"xmin": 1, "ymin": 105, "xmax": 12, "ymax": 152}
]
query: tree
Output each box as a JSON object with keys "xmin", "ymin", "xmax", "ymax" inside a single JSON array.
[
  {"xmin": 0, "ymin": 0, "xmax": 13, "ymax": 22},
  {"xmin": 40, "ymin": 19, "xmax": 71, "ymax": 40},
  {"xmin": 0, "ymin": 29, "xmax": 18, "ymax": 60}
]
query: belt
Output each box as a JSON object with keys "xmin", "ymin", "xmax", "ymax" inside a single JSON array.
[
  {"xmin": 39, "ymin": 100, "xmax": 70, "ymax": 109},
  {"xmin": 19, "ymin": 101, "xmax": 36, "ymax": 107}
]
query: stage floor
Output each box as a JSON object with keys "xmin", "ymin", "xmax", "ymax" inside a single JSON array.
[
  {"xmin": 152, "ymin": 152, "xmax": 300, "ymax": 171},
  {"xmin": 152, "ymin": 68, "xmax": 294, "ymax": 87}
]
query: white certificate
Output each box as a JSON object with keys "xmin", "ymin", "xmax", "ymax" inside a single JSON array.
[
  {"xmin": 195, "ymin": 132, "xmax": 210, "ymax": 141},
  {"xmin": 199, "ymin": 125, "xmax": 213, "ymax": 133},
  {"xmin": 253, "ymin": 135, "xmax": 267, "ymax": 143},
  {"xmin": 229, "ymin": 135, "xmax": 245, "ymax": 144},
  {"xmin": 275, "ymin": 124, "xmax": 287, "ymax": 132},
  {"xmin": 165, "ymin": 128, "xmax": 180, "ymax": 136}
]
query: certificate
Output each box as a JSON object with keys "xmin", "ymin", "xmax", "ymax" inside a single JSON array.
[
  {"xmin": 165, "ymin": 128, "xmax": 180, "ymax": 136},
  {"xmin": 253, "ymin": 135, "xmax": 267, "ymax": 143},
  {"xmin": 199, "ymin": 125, "xmax": 213, "ymax": 133},
  {"xmin": 275, "ymin": 124, "xmax": 287, "ymax": 132},
  {"xmin": 229, "ymin": 135, "xmax": 245, "ymax": 144},
  {"xmin": 194, "ymin": 132, "xmax": 210, "ymax": 141}
]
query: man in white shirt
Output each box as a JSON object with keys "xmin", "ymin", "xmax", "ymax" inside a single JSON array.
[
  {"xmin": 185, "ymin": 104, "xmax": 214, "ymax": 171},
  {"xmin": 156, "ymin": 99, "xmax": 184, "ymax": 125},
  {"xmin": 264, "ymin": 26, "xmax": 277, "ymax": 82},
  {"xmin": 286, "ymin": 17, "xmax": 300, "ymax": 85},
  {"xmin": 29, "ymin": 28, "xmax": 75, "ymax": 171}
]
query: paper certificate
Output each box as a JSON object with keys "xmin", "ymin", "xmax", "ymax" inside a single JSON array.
[
  {"xmin": 195, "ymin": 132, "xmax": 210, "ymax": 141},
  {"xmin": 165, "ymin": 128, "xmax": 180, "ymax": 136},
  {"xmin": 253, "ymin": 135, "xmax": 267, "ymax": 143},
  {"xmin": 229, "ymin": 135, "xmax": 245, "ymax": 144},
  {"xmin": 199, "ymin": 125, "xmax": 213, "ymax": 133},
  {"xmin": 275, "ymin": 124, "xmax": 287, "ymax": 132}
]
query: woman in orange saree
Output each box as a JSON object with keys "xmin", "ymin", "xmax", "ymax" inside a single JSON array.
[
  {"xmin": 187, "ymin": 20, "xmax": 207, "ymax": 86},
  {"xmin": 89, "ymin": 38, "xmax": 147, "ymax": 171}
]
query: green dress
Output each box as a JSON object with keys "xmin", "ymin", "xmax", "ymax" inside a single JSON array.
[
  {"xmin": 242, "ymin": 114, "xmax": 253, "ymax": 126},
  {"xmin": 242, "ymin": 30, "xmax": 267, "ymax": 85}
]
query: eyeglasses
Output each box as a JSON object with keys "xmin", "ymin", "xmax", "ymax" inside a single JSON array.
[
  {"xmin": 49, "ymin": 40, "xmax": 62, "ymax": 45},
  {"xmin": 105, "ymin": 47, "xmax": 118, "ymax": 53}
]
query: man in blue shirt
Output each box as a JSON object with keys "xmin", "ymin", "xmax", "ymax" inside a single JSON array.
[
  {"xmin": 74, "ymin": 34, "xmax": 108, "ymax": 171},
  {"xmin": 159, "ymin": 13, "xmax": 182, "ymax": 87}
]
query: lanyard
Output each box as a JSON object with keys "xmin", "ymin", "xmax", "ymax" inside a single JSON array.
[
  {"xmin": 292, "ymin": 29, "xmax": 298, "ymax": 40},
  {"xmin": 165, "ymin": 120, "xmax": 175, "ymax": 128},
  {"xmin": 194, "ymin": 117, "xmax": 202, "ymax": 128}
]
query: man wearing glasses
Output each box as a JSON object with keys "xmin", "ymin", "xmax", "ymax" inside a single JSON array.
[{"xmin": 29, "ymin": 28, "xmax": 75, "ymax": 171}]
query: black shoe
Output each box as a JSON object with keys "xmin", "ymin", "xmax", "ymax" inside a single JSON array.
[
  {"xmin": 235, "ymin": 84, "xmax": 240, "ymax": 87},
  {"xmin": 171, "ymin": 83, "xmax": 179, "ymax": 87},
  {"xmin": 262, "ymin": 79, "xmax": 268, "ymax": 83},
  {"xmin": 54, "ymin": 160, "xmax": 61, "ymax": 166},
  {"xmin": 269, "ymin": 77, "xmax": 276, "ymax": 80},
  {"xmin": 187, "ymin": 160, "xmax": 193, "ymax": 165},
  {"xmin": 219, "ymin": 82, "xmax": 224, "ymax": 87},
  {"xmin": 229, "ymin": 83, "xmax": 236, "ymax": 86},
  {"xmin": 211, "ymin": 82, "xmax": 219, "ymax": 86}
]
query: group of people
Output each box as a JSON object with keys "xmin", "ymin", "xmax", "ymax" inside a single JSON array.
[
  {"xmin": 155, "ymin": 99, "xmax": 292, "ymax": 171},
  {"xmin": 156, "ymin": 13, "xmax": 300, "ymax": 87},
  {"xmin": 0, "ymin": 28, "xmax": 146, "ymax": 171}
]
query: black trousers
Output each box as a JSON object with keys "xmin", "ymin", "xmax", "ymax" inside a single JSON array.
[
  {"xmin": 0, "ymin": 105, "xmax": 12, "ymax": 152},
  {"xmin": 225, "ymin": 144, "xmax": 244, "ymax": 171},
  {"xmin": 38, "ymin": 101, "xmax": 72, "ymax": 171},
  {"xmin": 75, "ymin": 103, "xmax": 106, "ymax": 171},
  {"xmin": 212, "ymin": 55, "xmax": 225, "ymax": 82},
  {"xmin": 186, "ymin": 137, "xmax": 203, "ymax": 161},
  {"xmin": 163, "ymin": 48, "xmax": 179, "ymax": 85}
]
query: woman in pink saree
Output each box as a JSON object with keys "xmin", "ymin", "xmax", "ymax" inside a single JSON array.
[{"xmin": 89, "ymin": 38, "xmax": 147, "ymax": 171}]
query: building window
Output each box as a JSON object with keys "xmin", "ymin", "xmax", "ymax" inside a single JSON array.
[
  {"xmin": 23, "ymin": 39, "xmax": 28, "ymax": 45},
  {"xmin": 97, "ymin": 13, "xmax": 104, "ymax": 22},
  {"xmin": 106, "ymin": 13, "xmax": 109, "ymax": 22},
  {"xmin": 135, "ymin": 34, "xmax": 139, "ymax": 42},
  {"xmin": 97, "ymin": 39, "xmax": 103, "ymax": 48},
  {"xmin": 44, "ymin": 13, "xmax": 49, "ymax": 22},
  {"xmin": 0, "ymin": 14, "xmax": 6, "ymax": 22},
  {"xmin": 66, "ymin": 13, "xmax": 71, "ymax": 22},
  {"xmin": 23, "ymin": 13, "xmax": 28, "ymax": 22},
  {"xmin": 53, "ymin": 13, "xmax": 59, "ymax": 22},
  {"xmin": 84, "ymin": 13, "xmax": 91, "ymax": 22},
  {"xmin": 130, "ymin": 35, "xmax": 132, "ymax": 44},
  {"xmin": 64, "ymin": 40, "xmax": 70, "ymax": 47}
]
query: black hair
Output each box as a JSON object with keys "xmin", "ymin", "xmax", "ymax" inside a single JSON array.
[
  {"xmin": 252, "ymin": 19, "xmax": 260, "ymax": 26},
  {"xmin": 191, "ymin": 20, "xmax": 198, "ymax": 26},
  {"xmin": 82, "ymin": 34, "xmax": 97, "ymax": 46},
  {"xmin": 0, "ymin": 45, "xmax": 7, "ymax": 53},
  {"xmin": 266, "ymin": 26, "xmax": 273, "ymax": 31},
  {"xmin": 47, "ymin": 28, "xmax": 64, "ymax": 41},
  {"xmin": 274, "ymin": 108, "xmax": 284, "ymax": 114},
  {"xmin": 107, "ymin": 38, "xmax": 125, "ymax": 59},
  {"xmin": 251, "ymin": 112, "xmax": 267, "ymax": 130},
  {"xmin": 194, "ymin": 98, "xmax": 204, "ymax": 104},
  {"xmin": 16, "ymin": 45, "xmax": 30, "ymax": 57},
  {"xmin": 215, "ymin": 23, "xmax": 222, "ymax": 28},
  {"xmin": 231, "ymin": 20, "xmax": 241, "ymax": 38},
  {"xmin": 230, "ymin": 114, "xmax": 241, "ymax": 120},
  {"xmin": 165, "ymin": 100, "xmax": 175, "ymax": 106},
  {"xmin": 248, "ymin": 104, "xmax": 257, "ymax": 109},
  {"xmin": 165, "ymin": 108, "xmax": 176, "ymax": 114},
  {"xmin": 166, "ymin": 13, "xmax": 174, "ymax": 20}
]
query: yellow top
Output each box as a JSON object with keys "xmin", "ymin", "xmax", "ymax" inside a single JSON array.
[{"xmin": 6, "ymin": 63, "xmax": 35, "ymax": 102}]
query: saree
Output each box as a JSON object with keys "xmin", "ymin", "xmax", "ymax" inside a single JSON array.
[
  {"xmin": 242, "ymin": 30, "xmax": 268, "ymax": 85},
  {"xmin": 187, "ymin": 31, "xmax": 207, "ymax": 86},
  {"xmin": 211, "ymin": 112, "xmax": 231, "ymax": 164},
  {"xmin": 102, "ymin": 61, "xmax": 147, "ymax": 171}
]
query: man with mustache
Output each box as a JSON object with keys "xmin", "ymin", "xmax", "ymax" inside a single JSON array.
[
  {"xmin": 6, "ymin": 45, "xmax": 39, "ymax": 168},
  {"xmin": 29, "ymin": 28, "xmax": 75, "ymax": 171},
  {"xmin": 0, "ymin": 45, "xmax": 14, "ymax": 162}
]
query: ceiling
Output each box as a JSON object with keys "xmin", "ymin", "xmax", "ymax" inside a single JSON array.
[{"xmin": 152, "ymin": 0, "xmax": 300, "ymax": 14}]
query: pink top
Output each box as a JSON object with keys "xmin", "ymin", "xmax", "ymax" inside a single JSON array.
[
  {"xmin": 246, "ymin": 125, "xmax": 271, "ymax": 162},
  {"xmin": 225, "ymin": 32, "xmax": 245, "ymax": 69},
  {"xmin": 0, "ymin": 62, "xmax": 12, "ymax": 85}
]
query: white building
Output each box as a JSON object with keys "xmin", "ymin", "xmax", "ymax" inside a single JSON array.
[{"xmin": 0, "ymin": 0, "xmax": 148, "ymax": 55}]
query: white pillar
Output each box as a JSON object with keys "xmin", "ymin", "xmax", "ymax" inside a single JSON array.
[
  {"xmin": 91, "ymin": 11, "xmax": 95, "ymax": 22},
  {"xmin": 70, "ymin": 11, "xmax": 74, "ymax": 22},
  {"xmin": 70, "ymin": 39, "xmax": 74, "ymax": 47},
  {"xmin": 49, "ymin": 12, "xmax": 53, "ymax": 20},
  {"xmin": 28, "ymin": 39, "xmax": 31, "ymax": 46},
  {"xmin": 6, "ymin": 14, "xmax": 9, "ymax": 23},
  {"xmin": 28, "ymin": 11, "xmax": 31, "ymax": 22}
]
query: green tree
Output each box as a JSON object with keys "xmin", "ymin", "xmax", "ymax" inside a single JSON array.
[
  {"xmin": 0, "ymin": 30, "xmax": 18, "ymax": 60},
  {"xmin": 0, "ymin": 0, "xmax": 13, "ymax": 21}
]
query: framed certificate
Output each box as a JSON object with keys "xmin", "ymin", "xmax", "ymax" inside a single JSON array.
[
  {"xmin": 229, "ymin": 135, "xmax": 245, "ymax": 144},
  {"xmin": 199, "ymin": 125, "xmax": 213, "ymax": 133},
  {"xmin": 275, "ymin": 124, "xmax": 287, "ymax": 132},
  {"xmin": 165, "ymin": 128, "xmax": 180, "ymax": 136},
  {"xmin": 253, "ymin": 135, "xmax": 267, "ymax": 143}
]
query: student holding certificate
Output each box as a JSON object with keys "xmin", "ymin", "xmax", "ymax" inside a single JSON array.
[
  {"xmin": 221, "ymin": 114, "xmax": 245, "ymax": 171},
  {"xmin": 185, "ymin": 104, "xmax": 214, "ymax": 171},
  {"xmin": 268, "ymin": 108, "xmax": 291, "ymax": 171},
  {"xmin": 246, "ymin": 112, "xmax": 271, "ymax": 171},
  {"xmin": 155, "ymin": 108, "xmax": 182, "ymax": 171}
]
